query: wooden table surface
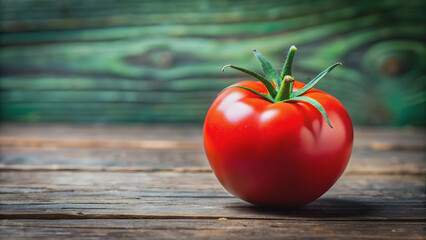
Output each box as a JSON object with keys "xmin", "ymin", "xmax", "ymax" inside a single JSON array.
[{"xmin": 0, "ymin": 124, "xmax": 425, "ymax": 239}]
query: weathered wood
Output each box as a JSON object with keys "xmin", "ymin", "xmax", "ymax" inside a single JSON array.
[
  {"xmin": 0, "ymin": 0, "xmax": 425, "ymax": 125},
  {"xmin": 0, "ymin": 138, "xmax": 200, "ymax": 149},
  {"xmin": 0, "ymin": 172, "xmax": 424, "ymax": 220},
  {"xmin": 0, "ymin": 124, "xmax": 424, "ymax": 150},
  {"xmin": 0, "ymin": 124, "xmax": 204, "ymax": 142},
  {"xmin": 0, "ymin": 125, "xmax": 424, "ymax": 239},
  {"xmin": 1, "ymin": 136, "xmax": 425, "ymax": 151},
  {"xmin": 0, "ymin": 1, "xmax": 379, "ymax": 31},
  {"xmin": 1, "ymin": 219, "xmax": 424, "ymax": 240},
  {"xmin": 1, "ymin": 125, "xmax": 424, "ymax": 174},
  {"xmin": 0, "ymin": 146, "xmax": 425, "ymax": 175}
]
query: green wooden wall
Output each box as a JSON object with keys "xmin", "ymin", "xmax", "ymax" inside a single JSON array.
[{"xmin": 0, "ymin": 0, "xmax": 425, "ymax": 125}]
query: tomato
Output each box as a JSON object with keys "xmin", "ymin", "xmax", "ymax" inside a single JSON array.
[{"xmin": 203, "ymin": 46, "xmax": 353, "ymax": 207}]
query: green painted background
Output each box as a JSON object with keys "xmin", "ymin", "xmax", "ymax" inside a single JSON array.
[{"xmin": 0, "ymin": 0, "xmax": 425, "ymax": 125}]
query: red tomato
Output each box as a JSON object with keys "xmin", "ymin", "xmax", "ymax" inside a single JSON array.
[{"xmin": 203, "ymin": 47, "xmax": 353, "ymax": 207}]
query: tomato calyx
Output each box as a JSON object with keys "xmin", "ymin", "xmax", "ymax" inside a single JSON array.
[
  {"xmin": 221, "ymin": 45, "xmax": 342, "ymax": 128},
  {"xmin": 276, "ymin": 75, "xmax": 294, "ymax": 101}
]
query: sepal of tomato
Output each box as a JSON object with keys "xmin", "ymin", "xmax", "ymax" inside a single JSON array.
[{"xmin": 203, "ymin": 46, "xmax": 353, "ymax": 207}]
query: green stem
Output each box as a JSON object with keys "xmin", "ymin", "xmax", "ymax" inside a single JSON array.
[
  {"xmin": 281, "ymin": 45, "xmax": 297, "ymax": 94},
  {"xmin": 275, "ymin": 75, "xmax": 294, "ymax": 101},
  {"xmin": 281, "ymin": 45, "xmax": 297, "ymax": 80}
]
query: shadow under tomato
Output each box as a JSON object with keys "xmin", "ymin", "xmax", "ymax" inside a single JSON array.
[{"xmin": 225, "ymin": 198, "xmax": 375, "ymax": 218}]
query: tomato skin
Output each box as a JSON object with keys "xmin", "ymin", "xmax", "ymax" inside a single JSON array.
[{"xmin": 203, "ymin": 80, "xmax": 353, "ymax": 207}]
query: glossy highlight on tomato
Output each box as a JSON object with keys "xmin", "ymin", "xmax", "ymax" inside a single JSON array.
[{"xmin": 203, "ymin": 46, "xmax": 353, "ymax": 207}]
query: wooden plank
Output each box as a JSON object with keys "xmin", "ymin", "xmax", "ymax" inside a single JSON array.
[
  {"xmin": 0, "ymin": 219, "xmax": 424, "ymax": 240},
  {"xmin": 0, "ymin": 146, "xmax": 425, "ymax": 174},
  {"xmin": 0, "ymin": 126, "xmax": 424, "ymax": 173},
  {"xmin": 0, "ymin": 126, "xmax": 423, "ymax": 238},
  {"xmin": 0, "ymin": 1, "xmax": 371, "ymax": 31},
  {"xmin": 0, "ymin": 124, "xmax": 204, "ymax": 142},
  {"xmin": 354, "ymin": 128, "xmax": 426, "ymax": 151},
  {"xmin": 0, "ymin": 125, "xmax": 424, "ymax": 150},
  {"xmin": 1, "ymin": 1, "xmax": 425, "ymax": 125},
  {"xmin": 2, "ymin": 136, "xmax": 425, "ymax": 152},
  {"xmin": 0, "ymin": 77, "xmax": 237, "ymax": 91},
  {"xmin": 0, "ymin": 90, "xmax": 217, "ymax": 103},
  {"xmin": 0, "ymin": 172, "xmax": 424, "ymax": 220},
  {"xmin": 0, "ymin": 147, "xmax": 208, "ymax": 170},
  {"xmin": 0, "ymin": 139, "xmax": 200, "ymax": 149}
]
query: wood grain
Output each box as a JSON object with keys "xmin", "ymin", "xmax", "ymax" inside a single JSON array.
[
  {"xmin": 1, "ymin": 220, "xmax": 424, "ymax": 240},
  {"xmin": 0, "ymin": 138, "xmax": 200, "ymax": 149},
  {"xmin": 1, "ymin": 125, "xmax": 424, "ymax": 174},
  {"xmin": 0, "ymin": 146, "xmax": 425, "ymax": 175},
  {"xmin": 0, "ymin": 125, "xmax": 424, "ymax": 239},
  {"xmin": 0, "ymin": 124, "xmax": 424, "ymax": 151},
  {"xmin": 0, "ymin": 0, "xmax": 425, "ymax": 125},
  {"xmin": 0, "ymin": 123, "xmax": 204, "ymax": 142},
  {"xmin": 0, "ymin": 172, "xmax": 424, "ymax": 220}
]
